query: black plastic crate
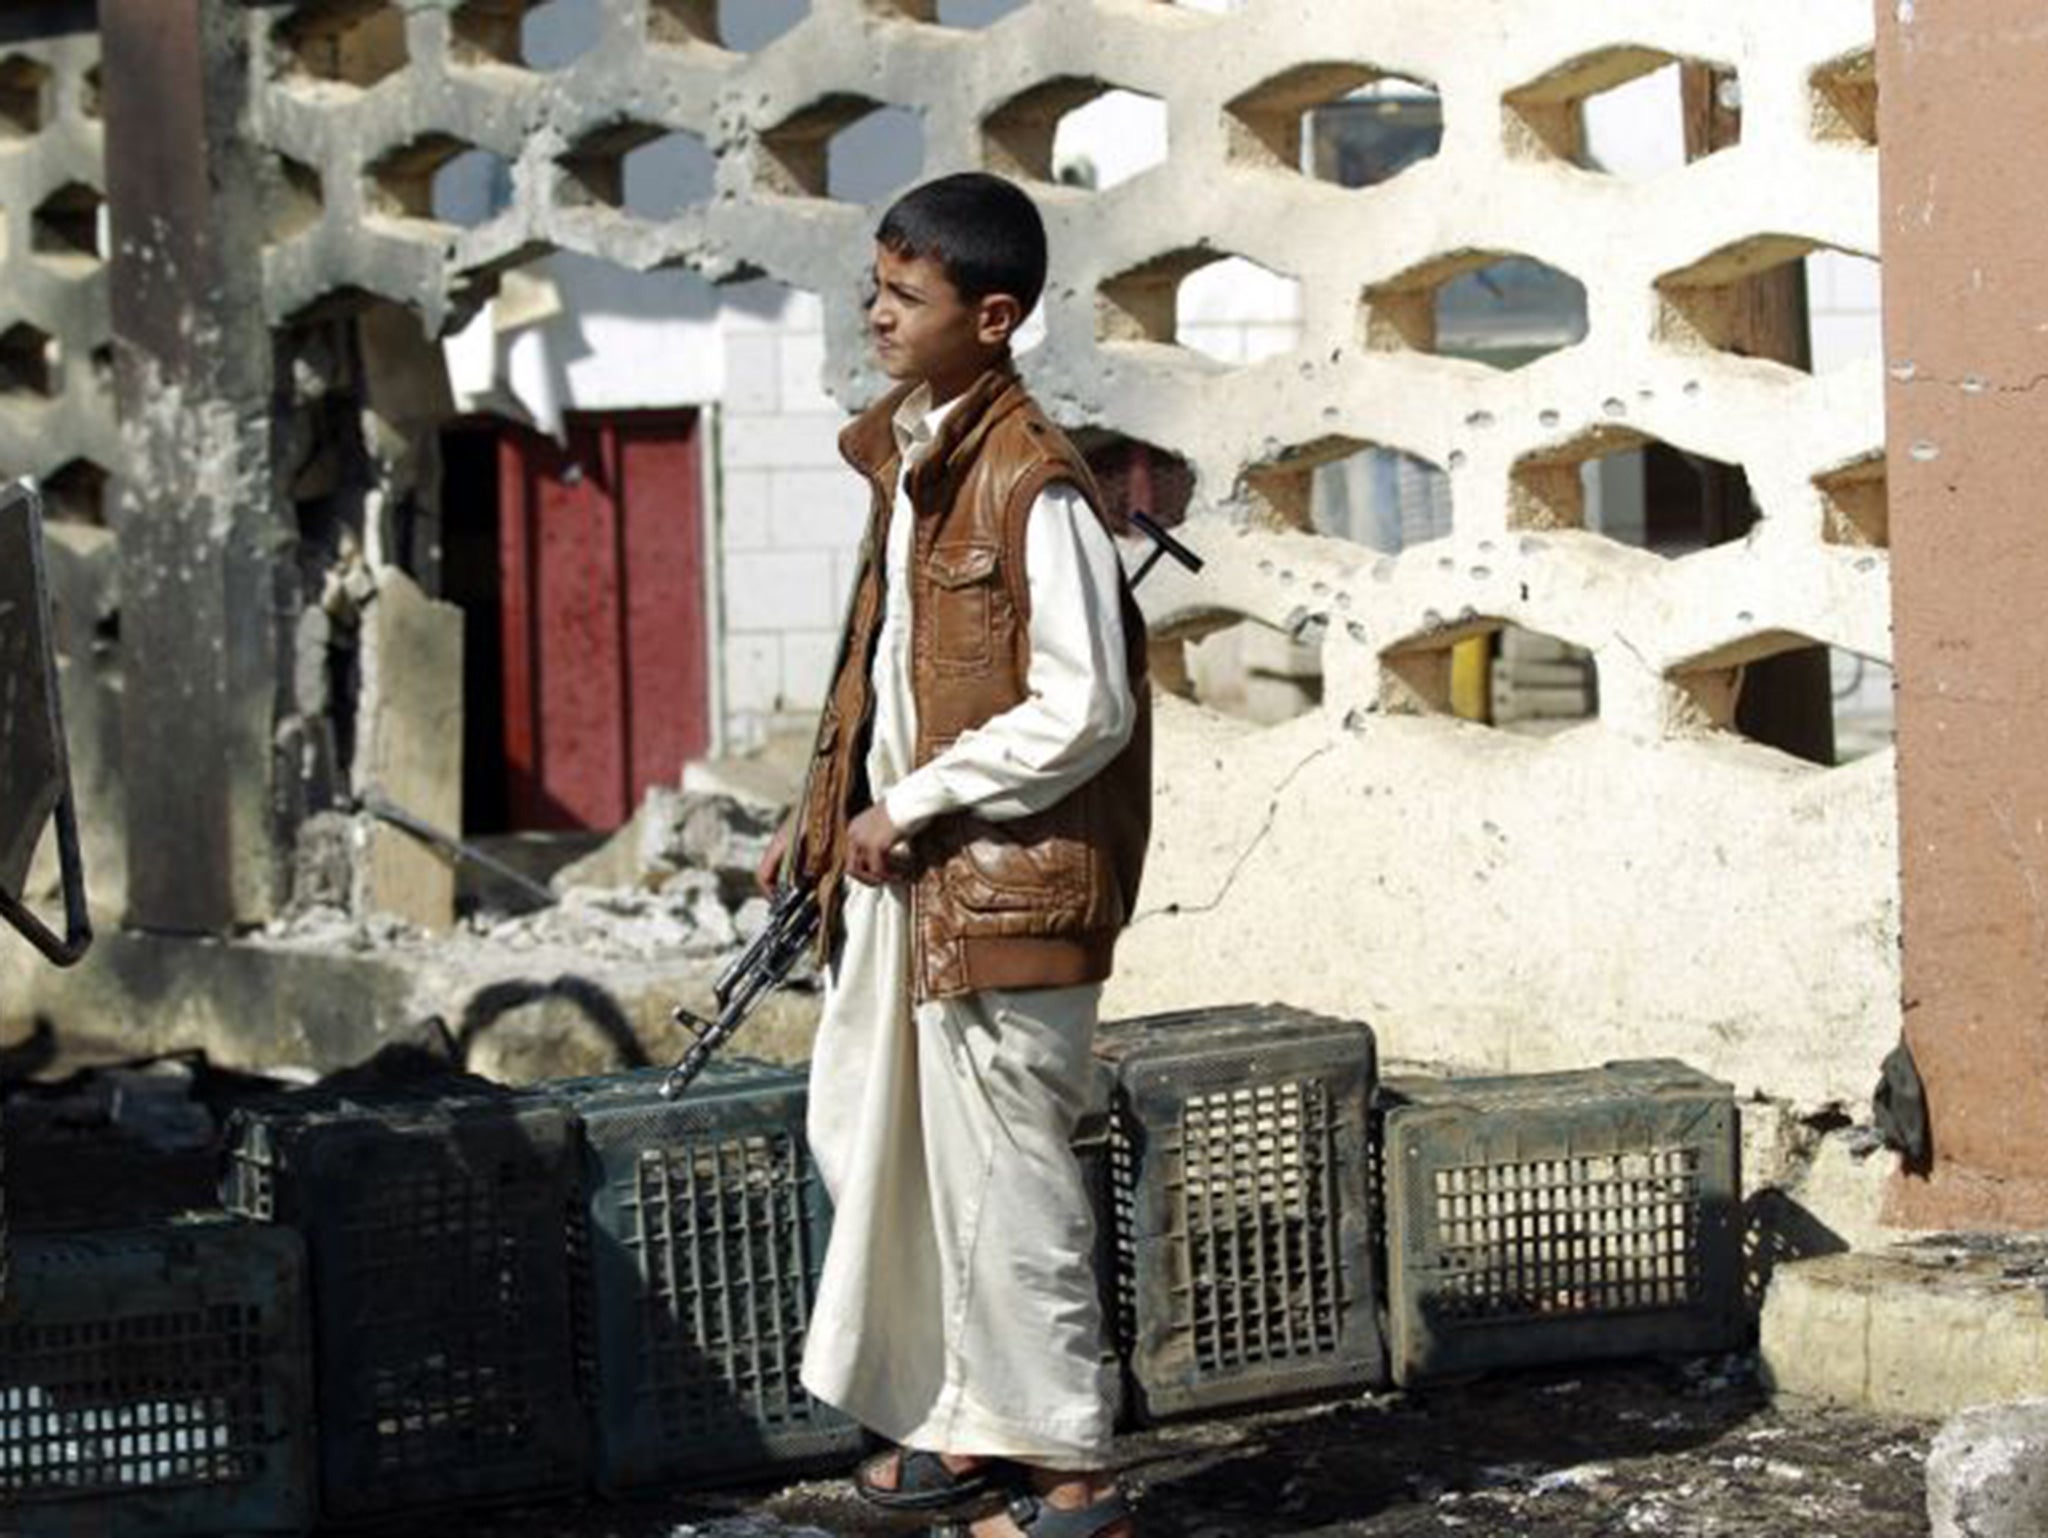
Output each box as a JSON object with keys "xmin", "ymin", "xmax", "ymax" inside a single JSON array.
[
  {"xmin": 0, "ymin": 1218, "xmax": 315, "ymax": 1536},
  {"xmin": 546, "ymin": 1061, "xmax": 861, "ymax": 1491},
  {"xmin": 222, "ymin": 1084, "xmax": 584, "ymax": 1524},
  {"xmin": 1378, "ymin": 1058, "xmax": 1744, "ymax": 1385},
  {"xmin": 1094, "ymin": 1004, "xmax": 1383, "ymax": 1421}
]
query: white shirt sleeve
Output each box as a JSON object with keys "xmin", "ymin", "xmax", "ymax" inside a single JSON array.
[{"xmin": 883, "ymin": 481, "xmax": 1137, "ymax": 832}]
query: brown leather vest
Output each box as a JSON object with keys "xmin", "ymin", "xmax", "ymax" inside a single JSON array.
[{"xmin": 794, "ymin": 361, "xmax": 1151, "ymax": 1001}]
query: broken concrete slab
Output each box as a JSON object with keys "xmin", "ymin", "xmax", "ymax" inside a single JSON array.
[
  {"xmin": 359, "ymin": 566, "xmax": 464, "ymax": 931},
  {"xmin": 552, "ymin": 785, "xmax": 781, "ymax": 903},
  {"xmin": 1762, "ymin": 1238, "xmax": 2048, "ymax": 1420},
  {"xmin": 1927, "ymin": 1398, "xmax": 2048, "ymax": 1538},
  {"xmin": 552, "ymin": 785, "xmax": 691, "ymax": 893},
  {"xmin": 681, "ymin": 742, "xmax": 806, "ymax": 814}
]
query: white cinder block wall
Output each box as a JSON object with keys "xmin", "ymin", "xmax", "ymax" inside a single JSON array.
[{"xmin": 715, "ymin": 286, "xmax": 869, "ymax": 748}]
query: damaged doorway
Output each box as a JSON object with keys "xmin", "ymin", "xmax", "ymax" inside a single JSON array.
[{"xmin": 443, "ymin": 411, "xmax": 711, "ymax": 834}]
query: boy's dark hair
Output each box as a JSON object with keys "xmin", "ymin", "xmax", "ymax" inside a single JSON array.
[{"xmin": 876, "ymin": 172, "xmax": 1048, "ymax": 317}]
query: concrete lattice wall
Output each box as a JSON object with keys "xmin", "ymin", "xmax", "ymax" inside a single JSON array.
[
  {"xmin": 244, "ymin": 0, "xmax": 1895, "ymax": 1106},
  {"xmin": 1, "ymin": 8, "xmax": 126, "ymax": 911},
  {"xmin": 0, "ymin": 9, "xmax": 117, "ymax": 520}
]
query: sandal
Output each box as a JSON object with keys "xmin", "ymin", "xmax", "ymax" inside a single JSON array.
[
  {"xmin": 1001, "ymin": 1489, "xmax": 1134, "ymax": 1537},
  {"xmin": 855, "ymin": 1447, "xmax": 999, "ymax": 1513}
]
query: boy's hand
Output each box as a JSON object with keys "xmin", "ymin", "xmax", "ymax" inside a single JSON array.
[
  {"xmin": 756, "ymin": 816, "xmax": 793, "ymax": 897},
  {"xmin": 845, "ymin": 804, "xmax": 910, "ymax": 886}
]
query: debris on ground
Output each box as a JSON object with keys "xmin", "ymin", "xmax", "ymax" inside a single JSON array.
[
  {"xmin": 414, "ymin": 1356, "xmax": 1931, "ymax": 1537},
  {"xmin": 258, "ymin": 789, "xmax": 799, "ymax": 976},
  {"xmin": 1926, "ymin": 1395, "xmax": 2048, "ymax": 1537}
]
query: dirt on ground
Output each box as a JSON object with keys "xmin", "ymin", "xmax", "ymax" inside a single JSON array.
[{"xmin": 436, "ymin": 1356, "xmax": 1931, "ymax": 1538}]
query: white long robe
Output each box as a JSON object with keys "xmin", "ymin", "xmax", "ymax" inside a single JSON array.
[{"xmin": 799, "ymin": 383, "xmax": 1137, "ymax": 1469}]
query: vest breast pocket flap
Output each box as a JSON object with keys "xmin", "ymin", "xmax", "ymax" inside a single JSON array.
[{"xmin": 926, "ymin": 542, "xmax": 1000, "ymax": 669}]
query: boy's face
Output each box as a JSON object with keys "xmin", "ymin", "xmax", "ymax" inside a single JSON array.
[{"xmin": 867, "ymin": 241, "xmax": 1022, "ymax": 399}]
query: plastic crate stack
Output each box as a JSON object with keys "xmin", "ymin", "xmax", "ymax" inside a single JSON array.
[
  {"xmin": 221, "ymin": 1082, "xmax": 586, "ymax": 1525},
  {"xmin": 1376, "ymin": 1059, "xmax": 1744, "ymax": 1384},
  {"xmin": 545, "ymin": 1060, "xmax": 860, "ymax": 1491},
  {"xmin": 1093, "ymin": 1004, "xmax": 1386, "ymax": 1421},
  {"xmin": 0, "ymin": 1017, "xmax": 1750, "ymax": 1532},
  {"xmin": 0, "ymin": 1217, "xmax": 316, "ymax": 1537}
]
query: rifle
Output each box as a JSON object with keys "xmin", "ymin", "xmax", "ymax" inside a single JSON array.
[{"xmin": 659, "ymin": 507, "xmax": 1202, "ymax": 1099}]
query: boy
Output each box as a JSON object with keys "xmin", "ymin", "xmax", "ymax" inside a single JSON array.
[{"xmin": 755, "ymin": 173, "xmax": 1148, "ymax": 1538}]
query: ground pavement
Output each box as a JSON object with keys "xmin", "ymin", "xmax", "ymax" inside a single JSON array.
[{"xmin": 425, "ymin": 1355, "xmax": 1933, "ymax": 1537}]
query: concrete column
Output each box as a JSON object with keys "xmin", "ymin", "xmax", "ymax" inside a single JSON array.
[
  {"xmin": 99, "ymin": 0, "xmax": 286, "ymax": 931},
  {"xmin": 1882, "ymin": 2, "xmax": 2048, "ymax": 1226}
]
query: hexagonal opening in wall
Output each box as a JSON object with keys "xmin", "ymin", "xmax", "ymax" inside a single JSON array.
[
  {"xmin": 0, "ymin": 55, "xmax": 52, "ymax": 137},
  {"xmin": 1504, "ymin": 46, "xmax": 1738, "ymax": 176},
  {"xmin": 1240, "ymin": 434, "xmax": 1364, "ymax": 529},
  {"xmin": 758, "ymin": 95, "xmax": 924, "ymax": 203},
  {"xmin": 1181, "ymin": 615, "xmax": 1326, "ymax": 725},
  {"xmin": 277, "ymin": 0, "xmax": 408, "ymax": 91},
  {"xmin": 1241, "ymin": 436, "xmax": 1452, "ymax": 550},
  {"xmin": 1381, "ymin": 617, "xmax": 1598, "ymax": 735},
  {"xmin": 521, "ymin": 0, "xmax": 602, "ymax": 68},
  {"xmin": 1226, "ymin": 63, "xmax": 1442, "ymax": 189},
  {"xmin": 42, "ymin": 458, "xmax": 108, "ymax": 527},
  {"xmin": 1074, "ymin": 429, "xmax": 1196, "ymax": 530},
  {"xmin": 651, "ymin": 0, "xmax": 807, "ymax": 53},
  {"xmin": 1041, "ymin": 87, "xmax": 1168, "ymax": 192},
  {"xmin": 450, "ymin": 0, "xmax": 600, "ymax": 70},
  {"xmin": 0, "ymin": 322, "xmax": 59, "ymax": 398},
  {"xmin": 933, "ymin": 0, "xmax": 1030, "ymax": 26},
  {"xmin": 1098, "ymin": 249, "xmax": 1303, "ymax": 364},
  {"xmin": 559, "ymin": 121, "xmax": 666, "ymax": 210},
  {"xmin": 984, "ymin": 77, "xmax": 1115, "ymax": 185},
  {"xmin": 1815, "ymin": 451, "xmax": 1886, "ymax": 549},
  {"xmin": 1178, "ymin": 257, "xmax": 1304, "ymax": 365},
  {"xmin": 1810, "ymin": 47, "xmax": 1876, "ymax": 146},
  {"xmin": 1362, "ymin": 251, "xmax": 1587, "ymax": 370},
  {"xmin": 1656, "ymin": 234, "xmax": 1878, "ymax": 374},
  {"xmin": 1512, "ymin": 427, "xmax": 1761, "ymax": 555},
  {"xmin": 619, "ymin": 129, "xmax": 717, "ymax": 221},
  {"xmin": 267, "ymin": 155, "xmax": 326, "ymax": 244},
  {"xmin": 431, "ymin": 147, "xmax": 515, "ymax": 229},
  {"xmin": 365, "ymin": 133, "xmax": 486, "ymax": 226},
  {"xmin": 449, "ymin": 0, "xmax": 523, "ymax": 66},
  {"xmin": 1669, "ymin": 632, "xmax": 1893, "ymax": 766},
  {"xmin": 31, "ymin": 183, "xmax": 106, "ymax": 268}
]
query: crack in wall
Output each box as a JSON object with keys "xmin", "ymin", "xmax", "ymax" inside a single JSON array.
[{"xmin": 1130, "ymin": 740, "xmax": 1336, "ymax": 926}]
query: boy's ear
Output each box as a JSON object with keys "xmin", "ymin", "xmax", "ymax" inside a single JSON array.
[{"xmin": 976, "ymin": 292, "xmax": 1025, "ymax": 347}]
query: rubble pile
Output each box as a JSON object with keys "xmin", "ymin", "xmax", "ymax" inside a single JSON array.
[{"xmin": 264, "ymin": 787, "xmax": 789, "ymax": 968}]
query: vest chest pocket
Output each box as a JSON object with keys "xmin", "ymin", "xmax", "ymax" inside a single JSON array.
[{"xmin": 925, "ymin": 541, "xmax": 1000, "ymax": 671}]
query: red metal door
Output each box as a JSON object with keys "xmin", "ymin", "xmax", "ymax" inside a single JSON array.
[{"xmin": 498, "ymin": 410, "xmax": 709, "ymax": 830}]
